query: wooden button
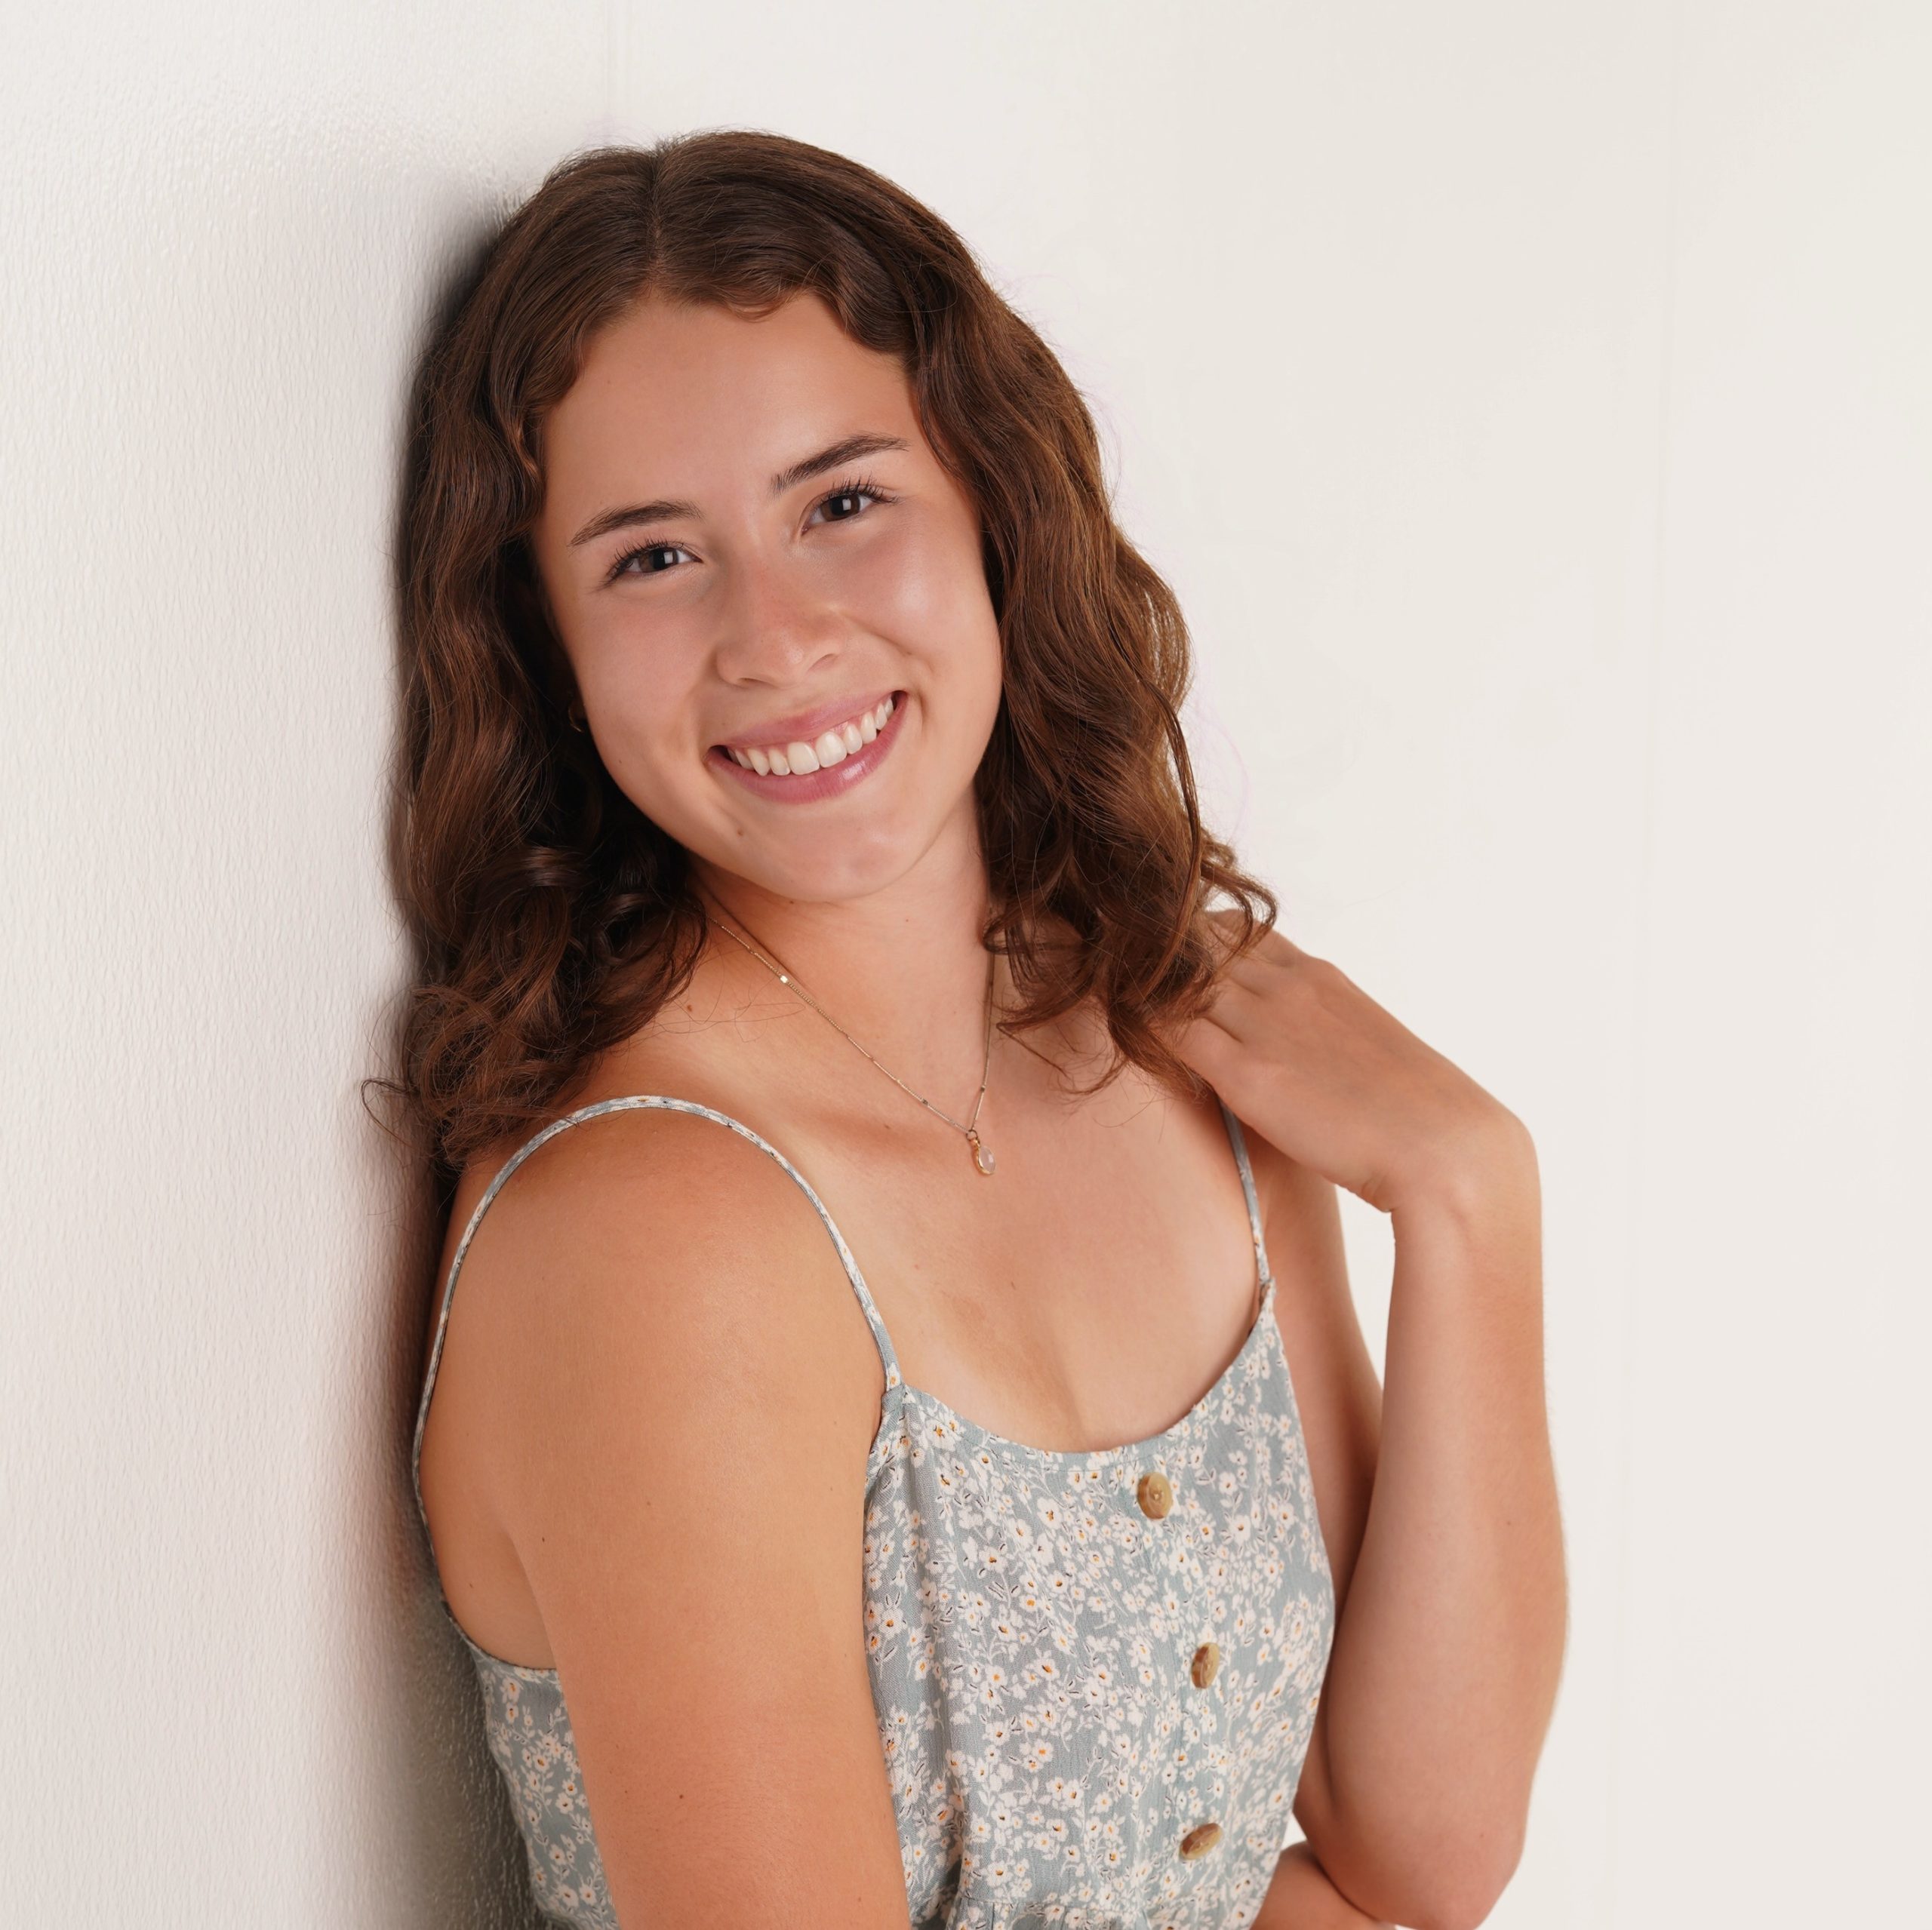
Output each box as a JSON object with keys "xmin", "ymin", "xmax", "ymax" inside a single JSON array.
[
  {"xmin": 1135, "ymin": 1470, "xmax": 1174, "ymax": 1519},
  {"xmin": 1177, "ymin": 1821, "xmax": 1223, "ymax": 1860},
  {"xmin": 1189, "ymin": 1640, "xmax": 1221, "ymax": 1689}
]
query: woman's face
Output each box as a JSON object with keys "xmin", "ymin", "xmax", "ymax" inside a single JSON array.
[{"xmin": 530, "ymin": 290, "xmax": 1004, "ymax": 908}]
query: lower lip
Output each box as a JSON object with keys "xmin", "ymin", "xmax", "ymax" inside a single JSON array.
[{"xmin": 708, "ymin": 693, "xmax": 909, "ymax": 804}]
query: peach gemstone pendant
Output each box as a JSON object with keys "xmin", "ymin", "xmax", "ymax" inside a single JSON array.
[{"xmin": 967, "ymin": 1129, "xmax": 996, "ymax": 1176}]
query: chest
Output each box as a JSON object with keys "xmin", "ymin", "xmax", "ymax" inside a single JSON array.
[{"xmin": 651, "ymin": 1051, "xmax": 1276, "ymax": 1459}]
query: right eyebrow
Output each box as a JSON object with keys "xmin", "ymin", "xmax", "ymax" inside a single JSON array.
[{"xmin": 568, "ymin": 494, "xmax": 703, "ymax": 549}]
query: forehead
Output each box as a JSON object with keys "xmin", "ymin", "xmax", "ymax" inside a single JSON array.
[{"xmin": 541, "ymin": 290, "xmax": 917, "ymax": 499}]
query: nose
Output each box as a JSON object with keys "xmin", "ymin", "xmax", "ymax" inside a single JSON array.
[{"xmin": 710, "ymin": 546, "xmax": 847, "ymax": 688}]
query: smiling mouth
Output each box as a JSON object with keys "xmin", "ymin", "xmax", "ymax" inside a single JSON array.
[{"xmin": 712, "ymin": 691, "xmax": 901, "ymax": 776}]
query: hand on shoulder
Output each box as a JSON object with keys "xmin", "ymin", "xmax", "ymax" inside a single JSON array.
[{"xmin": 1162, "ymin": 913, "xmax": 1534, "ymax": 1219}]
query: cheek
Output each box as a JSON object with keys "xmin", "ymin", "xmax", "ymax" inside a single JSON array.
[
  {"xmin": 582, "ymin": 639, "xmax": 707, "ymax": 813},
  {"xmin": 595, "ymin": 643, "xmax": 683, "ymax": 741},
  {"xmin": 847, "ymin": 517, "xmax": 1000, "ymax": 672}
]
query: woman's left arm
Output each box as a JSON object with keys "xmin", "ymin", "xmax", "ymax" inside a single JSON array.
[{"xmin": 1163, "ymin": 917, "xmax": 1567, "ymax": 1930}]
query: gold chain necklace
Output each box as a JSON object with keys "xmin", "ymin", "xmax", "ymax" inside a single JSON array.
[{"xmin": 705, "ymin": 911, "xmax": 999, "ymax": 1177}]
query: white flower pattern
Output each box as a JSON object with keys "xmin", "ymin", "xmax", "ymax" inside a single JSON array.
[{"xmin": 411, "ymin": 1095, "xmax": 1336, "ymax": 1930}]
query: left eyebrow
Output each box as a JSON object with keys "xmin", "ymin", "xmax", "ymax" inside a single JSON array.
[{"xmin": 568, "ymin": 431, "xmax": 912, "ymax": 549}]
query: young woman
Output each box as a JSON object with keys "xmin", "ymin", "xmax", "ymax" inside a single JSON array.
[{"xmin": 395, "ymin": 132, "xmax": 1564, "ymax": 1930}]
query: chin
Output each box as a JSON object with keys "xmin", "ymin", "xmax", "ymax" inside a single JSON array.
[{"xmin": 707, "ymin": 835, "xmax": 932, "ymax": 906}]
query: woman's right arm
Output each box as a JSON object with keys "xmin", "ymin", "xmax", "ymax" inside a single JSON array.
[{"xmin": 463, "ymin": 1109, "xmax": 912, "ymax": 1930}]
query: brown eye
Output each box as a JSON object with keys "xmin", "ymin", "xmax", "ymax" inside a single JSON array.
[
  {"xmin": 809, "ymin": 478, "xmax": 894, "ymax": 527},
  {"xmin": 610, "ymin": 542, "xmax": 691, "ymax": 582}
]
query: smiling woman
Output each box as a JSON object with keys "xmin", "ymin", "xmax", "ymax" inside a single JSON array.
[
  {"xmin": 526, "ymin": 288, "xmax": 1004, "ymax": 889},
  {"xmin": 378, "ymin": 129, "xmax": 1561, "ymax": 1930},
  {"xmin": 386, "ymin": 133, "xmax": 1247, "ymax": 1167}
]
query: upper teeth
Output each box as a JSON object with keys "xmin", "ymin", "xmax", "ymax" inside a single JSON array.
[{"xmin": 727, "ymin": 695, "xmax": 895, "ymax": 776}]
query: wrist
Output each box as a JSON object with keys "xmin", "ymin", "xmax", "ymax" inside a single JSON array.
[{"xmin": 1386, "ymin": 1108, "xmax": 1540, "ymax": 1232}]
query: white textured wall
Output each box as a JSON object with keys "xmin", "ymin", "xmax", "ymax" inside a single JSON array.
[
  {"xmin": 4, "ymin": 5, "xmax": 1924, "ymax": 1925},
  {"xmin": 0, "ymin": 6, "xmax": 610, "ymax": 1925}
]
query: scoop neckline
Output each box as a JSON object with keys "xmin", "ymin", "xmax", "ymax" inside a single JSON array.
[
  {"xmin": 444, "ymin": 1283, "xmax": 1275, "ymax": 1676},
  {"xmin": 887, "ymin": 1273, "xmax": 1279, "ymax": 1468},
  {"xmin": 452, "ymin": 1274, "xmax": 1284, "ymax": 1681}
]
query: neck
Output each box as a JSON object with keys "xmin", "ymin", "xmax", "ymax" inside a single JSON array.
[{"xmin": 686, "ymin": 844, "xmax": 1019, "ymax": 1117}]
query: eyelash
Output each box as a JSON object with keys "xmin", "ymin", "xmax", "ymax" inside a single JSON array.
[{"xmin": 603, "ymin": 472, "xmax": 897, "ymax": 585}]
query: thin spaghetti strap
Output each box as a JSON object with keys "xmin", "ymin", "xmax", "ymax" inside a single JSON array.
[
  {"xmin": 1216, "ymin": 1095, "xmax": 1276, "ymax": 1295},
  {"xmin": 408, "ymin": 1094, "xmax": 905, "ymax": 1535}
]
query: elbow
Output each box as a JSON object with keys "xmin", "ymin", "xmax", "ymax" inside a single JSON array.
[
  {"xmin": 1398, "ymin": 1818, "xmax": 1526, "ymax": 1930},
  {"xmin": 1406, "ymin": 1891, "xmax": 1503, "ymax": 1930},
  {"xmin": 1318, "ymin": 1804, "xmax": 1524, "ymax": 1930},
  {"xmin": 1304, "ymin": 1747, "xmax": 1539, "ymax": 1930}
]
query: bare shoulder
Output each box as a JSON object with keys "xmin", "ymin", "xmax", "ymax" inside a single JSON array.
[
  {"xmin": 440, "ymin": 1099, "xmax": 890, "ymax": 1529},
  {"xmin": 422, "ymin": 1100, "xmax": 910, "ymax": 1925}
]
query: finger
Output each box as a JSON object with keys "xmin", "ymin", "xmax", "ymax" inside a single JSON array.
[
  {"xmin": 1159, "ymin": 1007, "xmax": 1239, "ymax": 1074},
  {"xmin": 1205, "ymin": 908, "xmax": 1308, "ymax": 970},
  {"xmin": 1187, "ymin": 977, "xmax": 1263, "ymax": 1043},
  {"xmin": 1198, "ymin": 911, "xmax": 1244, "ymax": 964},
  {"xmin": 1253, "ymin": 920, "xmax": 1309, "ymax": 965}
]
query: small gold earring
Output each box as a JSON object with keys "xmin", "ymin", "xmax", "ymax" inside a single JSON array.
[{"xmin": 567, "ymin": 701, "xmax": 587, "ymax": 733}]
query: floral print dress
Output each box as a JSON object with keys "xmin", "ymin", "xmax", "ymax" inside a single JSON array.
[{"xmin": 411, "ymin": 1094, "xmax": 1336, "ymax": 1930}]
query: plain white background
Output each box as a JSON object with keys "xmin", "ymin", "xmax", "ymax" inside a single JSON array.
[{"xmin": 2, "ymin": 4, "xmax": 1926, "ymax": 1925}]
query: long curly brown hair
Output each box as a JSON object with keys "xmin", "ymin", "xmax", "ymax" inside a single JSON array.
[{"xmin": 371, "ymin": 130, "xmax": 1277, "ymax": 1187}]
